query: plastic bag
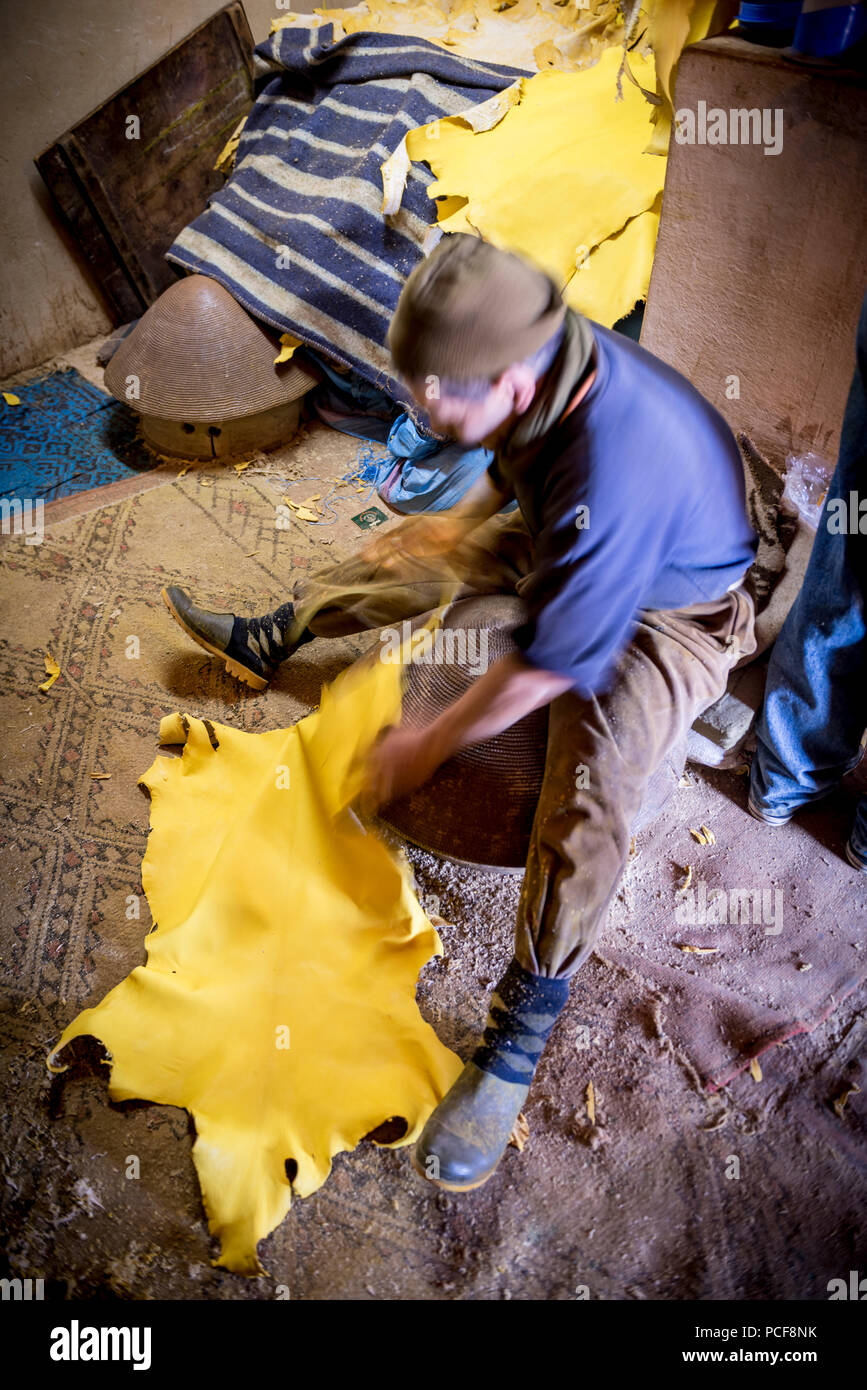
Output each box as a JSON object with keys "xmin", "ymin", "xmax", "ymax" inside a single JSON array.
[{"xmin": 781, "ymin": 452, "xmax": 833, "ymax": 530}]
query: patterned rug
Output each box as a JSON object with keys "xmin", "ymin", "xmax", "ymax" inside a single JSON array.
[{"xmin": 0, "ymin": 369, "xmax": 157, "ymax": 506}]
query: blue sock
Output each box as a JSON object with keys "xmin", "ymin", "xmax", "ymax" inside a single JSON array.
[
  {"xmin": 472, "ymin": 957, "xmax": 569, "ymax": 1085},
  {"xmin": 230, "ymin": 601, "xmax": 313, "ymax": 669}
]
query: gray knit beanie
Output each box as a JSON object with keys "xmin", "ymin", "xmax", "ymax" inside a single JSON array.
[{"xmin": 387, "ymin": 234, "xmax": 566, "ymax": 382}]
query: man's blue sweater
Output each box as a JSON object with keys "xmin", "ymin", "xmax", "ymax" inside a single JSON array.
[{"xmin": 487, "ymin": 322, "xmax": 758, "ymax": 695}]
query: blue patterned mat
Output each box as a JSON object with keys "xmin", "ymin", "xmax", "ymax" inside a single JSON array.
[{"xmin": 0, "ymin": 368, "xmax": 157, "ymax": 505}]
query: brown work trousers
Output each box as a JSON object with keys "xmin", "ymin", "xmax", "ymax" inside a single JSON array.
[{"xmin": 292, "ymin": 510, "xmax": 757, "ymax": 980}]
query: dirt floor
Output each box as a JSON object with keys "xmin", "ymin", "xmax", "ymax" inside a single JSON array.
[{"xmin": 1, "ymin": 340, "xmax": 865, "ymax": 1300}]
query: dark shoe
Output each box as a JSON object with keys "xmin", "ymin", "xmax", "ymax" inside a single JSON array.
[
  {"xmin": 845, "ymin": 839, "xmax": 867, "ymax": 872},
  {"xmin": 413, "ymin": 958, "xmax": 567, "ymax": 1192},
  {"xmin": 411, "ymin": 1061, "xmax": 529, "ymax": 1192},
  {"xmin": 162, "ymin": 585, "xmax": 280, "ymax": 691},
  {"xmin": 747, "ymin": 795, "xmax": 794, "ymax": 826}
]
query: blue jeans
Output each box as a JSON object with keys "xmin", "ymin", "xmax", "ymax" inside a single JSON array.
[{"xmin": 750, "ymin": 291, "xmax": 867, "ymax": 861}]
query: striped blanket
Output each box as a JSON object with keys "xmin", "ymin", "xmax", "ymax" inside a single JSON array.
[{"xmin": 166, "ymin": 25, "xmax": 528, "ymax": 404}]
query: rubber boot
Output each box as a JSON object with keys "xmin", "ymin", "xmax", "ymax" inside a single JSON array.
[{"xmin": 413, "ymin": 957, "xmax": 569, "ymax": 1192}]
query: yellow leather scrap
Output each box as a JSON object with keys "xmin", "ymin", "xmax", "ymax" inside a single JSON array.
[
  {"xmin": 38, "ymin": 650, "xmax": 61, "ymax": 693},
  {"xmin": 48, "ymin": 645, "xmax": 462, "ymax": 1276},
  {"xmin": 449, "ymin": 81, "xmax": 524, "ymax": 135},
  {"xmin": 214, "ymin": 115, "xmax": 247, "ymax": 174},
  {"xmin": 300, "ymin": 0, "xmax": 618, "ymax": 72},
  {"xmin": 274, "ymin": 332, "xmax": 302, "ymax": 364},
  {"xmin": 407, "ymin": 46, "xmax": 664, "ymax": 327},
  {"xmin": 381, "ymin": 133, "xmax": 412, "ymax": 215},
  {"xmin": 563, "ymin": 194, "xmax": 661, "ymax": 324},
  {"xmin": 276, "ymin": 1, "xmax": 733, "ymax": 86},
  {"xmin": 644, "ymin": 0, "xmax": 730, "ymax": 153}
]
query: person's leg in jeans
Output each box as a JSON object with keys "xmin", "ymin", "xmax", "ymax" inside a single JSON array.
[
  {"xmin": 749, "ymin": 291, "xmax": 867, "ymax": 866},
  {"xmin": 414, "ymin": 586, "xmax": 756, "ymax": 1189}
]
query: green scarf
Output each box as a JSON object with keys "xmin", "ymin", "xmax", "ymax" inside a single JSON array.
[{"xmin": 496, "ymin": 309, "xmax": 596, "ymax": 477}]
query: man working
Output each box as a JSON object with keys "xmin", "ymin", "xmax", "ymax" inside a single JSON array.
[{"xmin": 162, "ymin": 236, "xmax": 758, "ymax": 1192}]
